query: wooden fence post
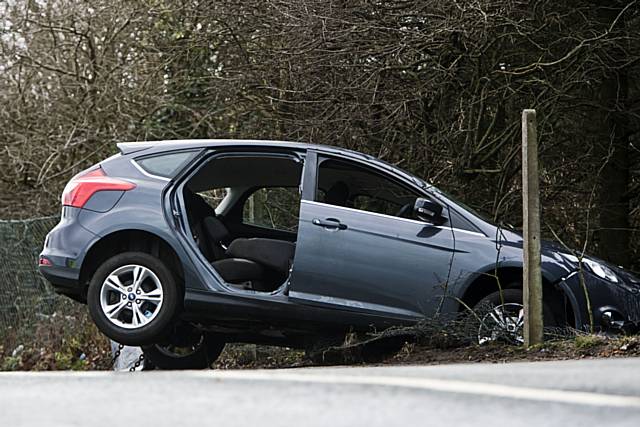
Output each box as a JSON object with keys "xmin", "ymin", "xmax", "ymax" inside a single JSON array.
[{"xmin": 522, "ymin": 109, "xmax": 544, "ymax": 346}]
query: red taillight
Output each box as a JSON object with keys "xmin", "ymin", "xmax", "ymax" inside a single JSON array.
[
  {"xmin": 38, "ymin": 256, "xmax": 53, "ymax": 267},
  {"xmin": 61, "ymin": 167, "xmax": 136, "ymax": 208}
]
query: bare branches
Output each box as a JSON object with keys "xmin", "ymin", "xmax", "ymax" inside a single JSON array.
[{"xmin": 0, "ymin": 0, "xmax": 638, "ymax": 268}]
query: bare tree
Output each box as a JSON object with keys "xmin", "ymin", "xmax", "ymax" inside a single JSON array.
[{"xmin": 1, "ymin": 0, "xmax": 639, "ymax": 269}]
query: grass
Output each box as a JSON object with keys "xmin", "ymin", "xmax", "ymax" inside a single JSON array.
[
  {"xmin": 2, "ymin": 306, "xmax": 638, "ymax": 371},
  {"xmin": 574, "ymin": 334, "xmax": 607, "ymax": 349},
  {"xmin": 0, "ymin": 305, "xmax": 112, "ymax": 371},
  {"xmin": 389, "ymin": 333, "xmax": 640, "ymax": 366}
]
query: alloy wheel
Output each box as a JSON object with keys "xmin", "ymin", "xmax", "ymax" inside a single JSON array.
[
  {"xmin": 99, "ymin": 264, "xmax": 164, "ymax": 329},
  {"xmin": 478, "ymin": 302, "xmax": 525, "ymax": 345}
]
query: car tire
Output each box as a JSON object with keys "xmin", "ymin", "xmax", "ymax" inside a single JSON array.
[
  {"xmin": 472, "ymin": 288, "xmax": 556, "ymax": 345},
  {"xmin": 142, "ymin": 333, "xmax": 225, "ymax": 370},
  {"xmin": 87, "ymin": 252, "xmax": 179, "ymax": 346}
]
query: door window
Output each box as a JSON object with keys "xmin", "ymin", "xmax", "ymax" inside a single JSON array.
[
  {"xmin": 243, "ymin": 187, "xmax": 301, "ymax": 232},
  {"xmin": 316, "ymin": 158, "xmax": 421, "ymax": 219}
]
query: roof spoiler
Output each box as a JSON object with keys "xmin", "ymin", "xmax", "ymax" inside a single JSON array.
[{"xmin": 116, "ymin": 141, "xmax": 156, "ymax": 155}]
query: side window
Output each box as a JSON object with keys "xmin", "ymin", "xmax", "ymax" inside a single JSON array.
[
  {"xmin": 316, "ymin": 158, "xmax": 420, "ymax": 219},
  {"xmin": 136, "ymin": 151, "xmax": 197, "ymax": 178},
  {"xmin": 352, "ymin": 195, "xmax": 403, "ymax": 217},
  {"xmin": 242, "ymin": 187, "xmax": 300, "ymax": 232}
]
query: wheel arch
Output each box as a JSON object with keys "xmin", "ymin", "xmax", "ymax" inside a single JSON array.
[
  {"xmin": 457, "ymin": 264, "xmax": 577, "ymax": 327},
  {"xmin": 79, "ymin": 228, "xmax": 185, "ymax": 295}
]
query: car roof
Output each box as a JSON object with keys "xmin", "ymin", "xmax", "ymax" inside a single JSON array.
[
  {"xmin": 118, "ymin": 138, "xmax": 379, "ymax": 159},
  {"xmin": 117, "ymin": 138, "xmax": 407, "ymax": 178}
]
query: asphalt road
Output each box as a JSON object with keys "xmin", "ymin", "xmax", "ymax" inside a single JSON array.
[{"xmin": 2, "ymin": 357, "xmax": 640, "ymax": 427}]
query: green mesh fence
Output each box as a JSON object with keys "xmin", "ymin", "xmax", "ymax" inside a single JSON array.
[{"xmin": 0, "ymin": 216, "xmax": 63, "ymax": 334}]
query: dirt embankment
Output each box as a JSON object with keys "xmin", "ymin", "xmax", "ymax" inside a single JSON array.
[
  {"xmin": 2, "ymin": 308, "xmax": 639, "ymax": 371},
  {"xmin": 215, "ymin": 334, "xmax": 640, "ymax": 370}
]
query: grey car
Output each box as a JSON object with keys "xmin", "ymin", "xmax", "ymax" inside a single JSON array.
[{"xmin": 39, "ymin": 140, "xmax": 640, "ymax": 368}]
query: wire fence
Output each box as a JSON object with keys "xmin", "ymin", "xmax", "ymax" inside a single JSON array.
[{"xmin": 0, "ymin": 216, "xmax": 65, "ymax": 335}]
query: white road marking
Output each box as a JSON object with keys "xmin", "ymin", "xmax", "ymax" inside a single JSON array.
[
  {"xmin": 2, "ymin": 369, "xmax": 640, "ymax": 408},
  {"xmin": 206, "ymin": 371, "xmax": 640, "ymax": 409}
]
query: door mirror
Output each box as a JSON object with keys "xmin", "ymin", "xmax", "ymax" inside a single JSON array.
[{"xmin": 414, "ymin": 198, "xmax": 443, "ymax": 222}]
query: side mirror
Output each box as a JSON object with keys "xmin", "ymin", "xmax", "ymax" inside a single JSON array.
[{"xmin": 414, "ymin": 198, "xmax": 443, "ymax": 222}]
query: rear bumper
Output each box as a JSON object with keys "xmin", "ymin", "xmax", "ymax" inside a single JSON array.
[
  {"xmin": 39, "ymin": 264, "xmax": 86, "ymax": 302},
  {"xmin": 38, "ymin": 207, "xmax": 96, "ymax": 303}
]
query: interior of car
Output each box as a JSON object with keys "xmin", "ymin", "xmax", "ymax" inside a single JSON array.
[{"xmin": 183, "ymin": 154, "xmax": 302, "ymax": 292}]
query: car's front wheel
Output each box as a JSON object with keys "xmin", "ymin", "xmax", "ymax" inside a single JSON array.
[
  {"xmin": 87, "ymin": 252, "xmax": 179, "ymax": 346},
  {"xmin": 473, "ymin": 288, "xmax": 557, "ymax": 345}
]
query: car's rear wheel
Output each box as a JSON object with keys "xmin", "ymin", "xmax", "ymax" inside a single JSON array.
[
  {"xmin": 142, "ymin": 327, "xmax": 225, "ymax": 370},
  {"xmin": 88, "ymin": 252, "xmax": 179, "ymax": 346},
  {"xmin": 473, "ymin": 288, "xmax": 557, "ymax": 345}
]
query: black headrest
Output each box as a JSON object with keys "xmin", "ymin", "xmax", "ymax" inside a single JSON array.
[
  {"xmin": 184, "ymin": 188, "xmax": 216, "ymax": 224},
  {"xmin": 325, "ymin": 181, "xmax": 349, "ymax": 207}
]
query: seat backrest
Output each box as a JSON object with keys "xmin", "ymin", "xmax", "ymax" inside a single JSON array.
[
  {"xmin": 184, "ymin": 188, "xmax": 229, "ymax": 260},
  {"xmin": 202, "ymin": 216, "xmax": 230, "ymax": 259}
]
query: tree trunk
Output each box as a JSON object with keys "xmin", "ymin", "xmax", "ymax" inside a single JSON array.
[{"xmin": 596, "ymin": 5, "xmax": 631, "ymax": 266}]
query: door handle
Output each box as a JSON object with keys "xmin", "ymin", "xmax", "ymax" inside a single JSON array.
[{"xmin": 312, "ymin": 218, "xmax": 347, "ymax": 230}]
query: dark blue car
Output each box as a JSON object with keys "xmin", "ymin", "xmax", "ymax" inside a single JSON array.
[{"xmin": 39, "ymin": 140, "xmax": 640, "ymax": 368}]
